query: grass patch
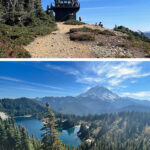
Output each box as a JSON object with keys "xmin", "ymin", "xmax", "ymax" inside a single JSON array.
[
  {"xmin": 114, "ymin": 26, "xmax": 150, "ymax": 43},
  {"xmin": 70, "ymin": 27, "xmax": 115, "ymax": 36},
  {"xmin": 99, "ymin": 30, "xmax": 116, "ymax": 36},
  {"xmin": 70, "ymin": 33, "xmax": 95, "ymax": 41},
  {"xmin": 131, "ymin": 40, "xmax": 150, "ymax": 54},
  {"xmin": 0, "ymin": 23, "xmax": 57, "ymax": 58},
  {"xmin": 0, "ymin": 41, "xmax": 31, "ymax": 58},
  {"xmin": 64, "ymin": 20, "xmax": 85, "ymax": 25},
  {"xmin": 97, "ymin": 42, "xmax": 105, "ymax": 46},
  {"xmin": 115, "ymin": 55, "xmax": 130, "ymax": 58}
]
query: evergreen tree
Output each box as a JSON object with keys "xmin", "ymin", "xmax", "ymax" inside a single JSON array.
[{"xmin": 41, "ymin": 102, "xmax": 66, "ymax": 150}]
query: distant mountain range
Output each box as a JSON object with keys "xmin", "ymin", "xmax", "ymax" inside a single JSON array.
[
  {"xmin": 144, "ymin": 32, "xmax": 150, "ymax": 38},
  {"xmin": 37, "ymin": 86, "xmax": 150, "ymax": 115}
]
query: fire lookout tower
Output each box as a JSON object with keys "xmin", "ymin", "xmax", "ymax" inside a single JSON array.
[{"xmin": 50, "ymin": 0, "xmax": 80, "ymax": 22}]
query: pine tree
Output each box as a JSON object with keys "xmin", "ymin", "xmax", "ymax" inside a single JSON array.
[
  {"xmin": 41, "ymin": 102, "xmax": 66, "ymax": 150},
  {"xmin": 14, "ymin": 129, "xmax": 22, "ymax": 149},
  {"xmin": 0, "ymin": 1, "xmax": 4, "ymax": 23}
]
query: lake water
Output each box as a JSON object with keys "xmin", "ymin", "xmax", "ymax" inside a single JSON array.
[{"xmin": 15, "ymin": 117, "xmax": 81, "ymax": 148}]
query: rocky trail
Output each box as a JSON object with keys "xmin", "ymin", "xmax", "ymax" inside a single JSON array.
[{"xmin": 25, "ymin": 23, "xmax": 146, "ymax": 58}]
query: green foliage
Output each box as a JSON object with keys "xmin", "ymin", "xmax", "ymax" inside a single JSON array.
[
  {"xmin": 115, "ymin": 26, "xmax": 150, "ymax": 55},
  {"xmin": 41, "ymin": 103, "xmax": 66, "ymax": 150},
  {"xmin": 0, "ymin": 0, "xmax": 57, "ymax": 58},
  {"xmin": 97, "ymin": 42, "xmax": 105, "ymax": 46},
  {"xmin": 0, "ymin": 118, "xmax": 40, "ymax": 150},
  {"xmin": 77, "ymin": 112, "xmax": 150, "ymax": 150},
  {"xmin": 0, "ymin": 98, "xmax": 45, "ymax": 117},
  {"xmin": 70, "ymin": 27, "xmax": 115, "ymax": 36},
  {"xmin": 114, "ymin": 25, "xmax": 150, "ymax": 43},
  {"xmin": 99, "ymin": 30, "xmax": 116, "ymax": 36},
  {"xmin": 70, "ymin": 33, "xmax": 95, "ymax": 41},
  {"xmin": 64, "ymin": 20, "xmax": 85, "ymax": 25}
]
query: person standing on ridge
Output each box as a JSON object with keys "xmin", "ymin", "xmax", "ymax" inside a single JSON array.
[
  {"xmin": 79, "ymin": 16, "xmax": 82, "ymax": 22},
  {"xmin": 99, "ymin": 21, "xmax": 103, "ymax": 28},
  {"xmin": 72, "ymin": 0, "xmax": 74, "ymax": 6}
]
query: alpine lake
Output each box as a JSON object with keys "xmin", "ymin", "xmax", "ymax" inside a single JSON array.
[{"xmin": 15, "ymin": 117, "xmax": 81, "ymax": 148}]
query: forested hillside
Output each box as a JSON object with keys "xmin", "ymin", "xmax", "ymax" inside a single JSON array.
[
  {"xmin": 1, "ymin": 111, "xmax": 150, "ymax": 150},
  {"xmin": 0, "ymin": 98, "xmax": 45, "ymax": 117},
  {"xmin": 0, "ymin": 118, "xmax": 41, "ymax": 150},
  {"xmin": 77, "ymin": 112, "xmax": 150, "ymax": 150},
  {"xmin": 0, "ymin": 0, "xmax": 56, "ymax": 58},
  {"xmin": 0, "ymin": 103, "xmax": 72, "ymax": 150}
]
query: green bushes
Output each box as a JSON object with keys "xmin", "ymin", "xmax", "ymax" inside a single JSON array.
[
  {"xmin": 64, "ymin": 19, "xmax": 85, "ymax": 25},
  {"xmin": 114, "ymin": 25, "xmax": 150, "ymax": 43},
  {"xmin": 99, "ymin": 30, "xmax": 116, "ymax": 36},
  {"xmin": 0, "ymin": 41, "xmax": 31, "ymax": 58},
  {"xmin": 0, "ymin": 0, "xmax": 57, "ymax": 58},
  {"xmin": 97, "ymin": 42, "xmax": 105, "ymax": 46},
  {"xmin": 70, "ymin": 33, "xmax": 95, "ymax": 41},
  {"xmin": 0, "ymin": 23, "xmax": 56, "ymax": 58},
  {"xmin": 70, "ymin": 26, "xmax": 115, "ymax": 36}
]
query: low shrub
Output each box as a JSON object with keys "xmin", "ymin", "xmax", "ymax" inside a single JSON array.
[
  {"xmin": 70, "ymin": 28, "xmax": 79, "ymax": 33},
  {"xmin": 70, "ymin": 27, "xmax": 115, "ymax": 36},
  {"xmin": 97, "ymin": 42, "xmax": 105, "ymax": 46},
  {"xmin": 131, "ymin": 40, "xmax": 150, "ymax": 54},
  {"xmin": 99, "ymin": 30, "xmax": 116, "ymax": 36},
  {"xmin": 0, "ymin": 41, "xmax": 31, "ymax": 58},
  {"xmin": 64, "ymin": 20, "xmax": 85, "ymax": 25},
  {"xmin": 114, "ymin": 26, "xmax": 150, "ymax": 43},
  {"xmin": 0, "ymin": 22, "xmax": 56, "ymax": 57},
  {"xmin": 70, "ymin": 33, "xmax": 95, "ymax": 41}
]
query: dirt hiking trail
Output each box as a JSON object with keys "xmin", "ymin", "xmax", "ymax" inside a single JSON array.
[
  {"xmin": 25, "ymin": 23, "xmax": 96, "ymax": 58},
  {"xmin": 25, "ymin": 22, "xmax": 146, "ymax": 58}
]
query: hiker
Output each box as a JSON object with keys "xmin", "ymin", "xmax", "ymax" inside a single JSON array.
[
  {"xmin": 99, "ymin": 21, "xmax": 103, "ymax": 28},
  {"xmin": 79, "ymin": 16, "xmax": 82, "ymax": 22},
  {"xmin": 75, "ymin": 0, "xmax": 79, "ymax": 6},
  {"xmin": 71, "ymin": 0, "xmax": 74, "ymax": 6}
]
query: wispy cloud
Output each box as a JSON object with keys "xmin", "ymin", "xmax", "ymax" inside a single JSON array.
[
  {"xmin": 121, "ymin": 91, "xmax": 150, "ymax": 100},
  {"xmin": 74, "ymin": 61, "xmax": 150, "ymax": 87},
  {"xmin": 46, "ymin": 64, "xmax": 79, "ymax": 75},
  {"xmin": 0, "ymin": 76, "xmax": 62, "ymax": 90},
  {"xmin": 13, "ymin": 86, "xmax": 67, "ymax": 94}
]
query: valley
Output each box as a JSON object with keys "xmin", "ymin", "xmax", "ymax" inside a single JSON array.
[{"xmin": 1, "ymin": 86, "xmax": 150, "ymax": 150}]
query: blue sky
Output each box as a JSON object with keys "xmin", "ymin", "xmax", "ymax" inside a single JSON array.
[
  {"xmin": 0, "ymin": 61, "xmax": 150, "ymax": 100},
  {"xmin": 42, "ymin": 0, "xmax": 150, "ymax": 32}
]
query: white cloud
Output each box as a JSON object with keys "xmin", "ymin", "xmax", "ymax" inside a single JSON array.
[
  {"xmin": 77, "ymin": 76, "xmax": 103, "ymax": 84},
  {"xmin": 0, "ymin": 76, "xmax": 62, "ymax": 90},
  {"xmin": 121, "ymin": 91, "xmax": 150, "ymax": 100},
  {"xmin": 13, "ymin": 87, "xmax": 67, "ymax": 94},
  {"xmin": 74, "ymin": 61, "xmax": 149, "ymax": 87},
  {"xmin": 46, "ymin": 64, "xmax": 80, "ymax": 75},
  {"xmin": 108, "ymin": 78, "xmax": 122, "ymax": 86},
  {"xmin": 0, "ymin": 76, "xmax": 22, "ymax": 82}
]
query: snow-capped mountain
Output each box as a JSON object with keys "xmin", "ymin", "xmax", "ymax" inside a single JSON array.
[
  {"xmin": 78, "ymin": 86, "xmax": 119, "ymax": 101},
  {"xmin": 37, "ymin": 86, "xmax": 150, "ymax": 115}
]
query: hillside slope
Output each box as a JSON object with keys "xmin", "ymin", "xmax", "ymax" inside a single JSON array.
[
  {"xmin": 25, "ymin": 22, "xmax": 149, "ymax": 58},
  {"xmin": 0, "ymin": 98, "xmax": 45, "ymax": 116}
]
